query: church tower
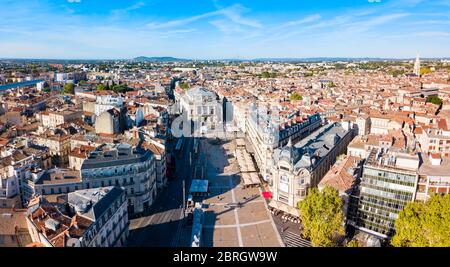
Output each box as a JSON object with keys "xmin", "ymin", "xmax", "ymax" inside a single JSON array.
[{"xmin": 413, "ymin": 53, "xmax": 421, "ymax": 76}]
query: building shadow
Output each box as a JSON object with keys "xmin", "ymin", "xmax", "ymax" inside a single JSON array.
[
  {"xmin": 127, "ymin": 217, "xmax": 182, "ymax": 247},
  {"xmin": 127, "ymin": 135, "xmax": 244, "ymax": 247}
]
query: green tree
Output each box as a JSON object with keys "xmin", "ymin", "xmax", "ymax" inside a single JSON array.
[
  {"xmin": 179, "ymin": 81, "xmax": 189, "ymax": 90},
  {"xmin": 289, "ymin": 92, "xmax": 303, "ymax": 101},
  {"xmin": 112, "ymin": 84, "xmax": 129, "ymax": 93},
  {"xmin": 420, "ymin": 67, "xmax": 432, "ymax": 76},
  {"xmin": 298, "ymin": 187, "xmax": 345, "ymax": 247},
  {"xmin": 260, "ymin": 71, "xmax": 278, "ymax": 78},
  {"xmin": 391, "ymin": 194, "xmax": 450, "ymax": 247},
  {"xmin": 426, "ymin": 95, "xmax": 443, "ymax": 106},
  {"xmin": 96, "ymin": 84, "xmax": 106, "ymax": 91},
  {"xmin": 62, "ymin": 83, "xmax": 74, "ymax": 95},
  {"xmin": 334, "ymin": 63, "xmax": 346, "ymax": 70},
  {"xmin": 389, "ymin": 69, "xmax": 405, "ymax": 77}
]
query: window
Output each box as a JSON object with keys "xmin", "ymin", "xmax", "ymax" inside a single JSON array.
[
  {"xmin": 278, "ymin": 194, "xmax": 289, "ymax": 203},
  {"xmin": 279, "ymin": 175, "xmax": 289, "ymax": 193}
]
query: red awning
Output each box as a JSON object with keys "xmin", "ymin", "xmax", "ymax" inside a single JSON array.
[{"xmin": 262, "ymin": 191, "xmax": 272, "ymax": 199}]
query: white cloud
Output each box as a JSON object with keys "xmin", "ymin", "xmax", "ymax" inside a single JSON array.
[
  {"xmin": 146, "ymin": 4, "xmax": 261, "ymax": 30},
  {"xmin": 368, "ymin": 0, "xmax": 381, "ymax": 3},
  {"xmin": 343, "ymin": 13, "xmax": 410, "ymax": 33},
  {"xmin": 209, "ymin": 19, "xmax": 244, "ymax": 34},
  {"xmin": 414, "ymin": 31, "xmax": 450, "ymax": 37},
  {"xmin": 275, "ymin": 14, "xmax": 321, "ymax": 30},
  {"xmin": 67, "ymin": 0, "xmax": 81, "ymax": 3},
  {"xmin": 110, "ymin": 1, "xmax": 145, "ymax": 20}
]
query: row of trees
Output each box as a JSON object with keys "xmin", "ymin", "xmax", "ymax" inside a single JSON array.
[
  {"xmin": 96, "ymin": 81, "xmax": 130, "ymax": 93},
  {"xmin": 297, "ymin": 186, "xmax": 450, "ymax": 247},
  {"xmin": 61, "ymin": 81, "xmax": 131, "ymax": 95}
]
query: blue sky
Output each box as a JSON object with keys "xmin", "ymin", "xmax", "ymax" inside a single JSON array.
[{"xmin": 1, "ymin": 0, "xmax": 450, "ymax": 59}]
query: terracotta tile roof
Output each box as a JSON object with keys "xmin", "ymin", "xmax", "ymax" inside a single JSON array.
[
  {"xmin": 319, "ymin": 155, "xmax": 360, "ymax": 192},
  {"xmin": 142, "ymin": 141, "xmax": 165, "ymax": 156}
]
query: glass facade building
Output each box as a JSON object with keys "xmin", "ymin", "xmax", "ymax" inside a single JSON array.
[{"xmin": 354, "ymin": 149, "xmax": 419, "ymax": 238}]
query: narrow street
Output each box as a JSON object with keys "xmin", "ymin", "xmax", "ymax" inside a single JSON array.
[{"xmin": 127, "ymin": 137, "xmax": 194, "ymax": 247}]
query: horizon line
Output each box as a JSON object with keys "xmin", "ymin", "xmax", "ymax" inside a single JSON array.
[{"xmin": 1, "ymin": 56, "xmax": 450, "ymax": 62}]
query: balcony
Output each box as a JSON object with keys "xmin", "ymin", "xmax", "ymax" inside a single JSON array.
[
  {"xmin": 418, "ymin": 178, "xmax": 427, "ymax": 184},
  {"xmin": 429, "ymin": 181, "xmax": 450, "ymax": 187}
]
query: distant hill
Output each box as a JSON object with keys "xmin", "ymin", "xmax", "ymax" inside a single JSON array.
[
  {"xmin": 132, "ymin": 56, "xmax": 190, "ymax": 62},
  {"xmin": 251, "ymin": 57, "xmax": 401, "ymax": 62}
]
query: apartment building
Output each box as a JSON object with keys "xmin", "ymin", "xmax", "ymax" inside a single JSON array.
[
  {"xmin": 416, "ymin": 123, "xmax": 450, "ymax": 158},
  {"xmin": 177, "ymin": 87, "xmax": 223, "ymax": 135},
  {"xmin": 80, "ymin": 143, "xmax": 156, "ymax": 215},
  {"xmin": 269, "ymin": 122, "xmax": 354, "ymax": 215},
  {"xmin": 416, "ymin": 153, "xmax": 450, "ymax": 201},
  {"xmin": 0, "ymin": 165, "xmax": 20, "ymax": 208},
  {"xmin": 245, "ymin": 104, "xmax": 322, "ymax": 180},
  {"xmin": 40, "ymin": 109, "xmax": 83, "ymax": 128},
  {"xmin": 26, "ymin": 186, "xmax": 129, "ymax": 247},
  {"xmin": 34, "ymin": 133, "xmax": 71, "ymax": 165}
]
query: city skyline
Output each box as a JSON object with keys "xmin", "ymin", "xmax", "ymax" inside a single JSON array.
[{"xmin": 1, "ymin": 0, "xmax": 450, "ymax": 59}]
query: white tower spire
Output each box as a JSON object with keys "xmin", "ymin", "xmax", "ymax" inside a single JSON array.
[{"xmin": 413, "ymin": 53, "xmax": 421, "ymax": 76}]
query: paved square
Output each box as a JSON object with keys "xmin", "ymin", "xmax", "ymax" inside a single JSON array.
[{"xmin": 197, "ymin": 138, "xmax": 284, "ymax": 247}]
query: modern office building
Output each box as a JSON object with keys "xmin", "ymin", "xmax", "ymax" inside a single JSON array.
[{"xmin": 353, "ymin": 148, "xmax": 420, "ymax": 239}]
